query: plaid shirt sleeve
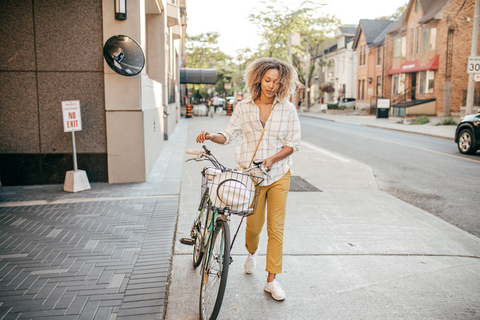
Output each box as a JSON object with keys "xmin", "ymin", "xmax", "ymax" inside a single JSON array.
[
  {"xmin": 284, "ymin": 105, "xmax": 301, "ymax": 152},
  {"xmin": 218, "ymin": 102, "xmax": 243, "ymax": 144}
]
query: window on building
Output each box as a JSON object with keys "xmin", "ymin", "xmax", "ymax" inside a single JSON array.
[
  {"xmin": 430, "ymin": 28, "xmax": 436, "ymax": 51},
  {"xmin": 392, "ymin": 73, "xmax": 406, "ymax": 95},
  {"xmin": 362, "ymin": 79, "xmax": 365, "ymax": 100},
  {"xmin": 359, "ymin": 46, "xmax": 366, "ymax": 66},
  {"xmin": 377, "ymin": 47, "xmax": 382, "ymax": 65},
  {"xmin": 358, "ymin": 80, "xmax": 361, "ymax": 99},
  {"xmin": 410, "ymin": 29, "xmax": 414, "ymax": 55},
  {"xmin": 418, "ymin": 70, "xmax": 435, "ymax": 93},
  {"xmin": 415, "ymin": 0, "xmax": 420, "ymax": 13},
  {"xmin": 416, "ymin": 28, "xmax": 420, "ymax": 54},
  {"xmin": 422, "ymin": 28, "xmax": 436, "ymax": 52},
  {"xmin": 376, "ymin": 76, "xmax": 381, "ymax": 96},
  {"xmin": 394, "ymin": 36, "xmax": 406, "ymax": 57}
]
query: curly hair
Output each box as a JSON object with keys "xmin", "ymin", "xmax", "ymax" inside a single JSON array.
[{"xmin": 244, "ymin": 57, "xmax": 298, "ymax": 102}]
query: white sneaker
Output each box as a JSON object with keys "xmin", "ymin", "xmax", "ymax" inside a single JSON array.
[
  {"xmin": 264, "ymin": 279, "xmax": 286, "ymax": 301},
  {"xmin": 244, "ymin": 251, "xmax": 258, "ymax": 274}
]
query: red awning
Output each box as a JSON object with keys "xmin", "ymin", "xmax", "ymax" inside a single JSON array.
[{"xmin": 388, "ymin": 54, "xmax": 439, "ymax": 75}]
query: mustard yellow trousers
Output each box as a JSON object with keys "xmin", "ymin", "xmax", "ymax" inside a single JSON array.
[{"xmin": 245, "ymin": 170, "xmax": 291, "ymax": 274}]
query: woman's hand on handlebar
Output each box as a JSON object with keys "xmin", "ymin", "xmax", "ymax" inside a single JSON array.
[
  {"xmin": 196, "ymin": 130, "xmax": 212, "ymax": 143},
  {"xmin": 262, "ymin": 157, "xmax": 275, "ymax": 172}
]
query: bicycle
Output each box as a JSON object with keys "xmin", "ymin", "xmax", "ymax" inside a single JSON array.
[{"xmin": 180, "ymin": 145, "xmax": 267, "ymax": 320}]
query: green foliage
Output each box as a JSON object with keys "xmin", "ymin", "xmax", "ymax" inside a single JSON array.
[
  {"xmin": 248, "ymin": 0, "xmax": 340, "ymax": 88},
  {"xmin": 435, "ymin": 117, "xmax": 458, "ymax": 126},
  {"xmin": 185, "ymin": 32, "xmax": 236, "ymax": 101},
  {"xmin": 186, "ymin": 32, "xmax": 231, "ymax": 69},
  {"xmin": 410, "ymin": 116, "xmax": 430, "ymax": 125},
  {"xmin": 327, "ymin": 103, "xmax": 338, "ymax": 109}
]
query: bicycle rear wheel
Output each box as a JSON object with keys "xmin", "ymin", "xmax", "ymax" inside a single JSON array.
[
  {"xmin": 199, "ymin": 219, "xmax": 230, "ymax": 320},
  {"xmin": 193, "ymin": 205, "xmax": 210, "ymax": 268}
]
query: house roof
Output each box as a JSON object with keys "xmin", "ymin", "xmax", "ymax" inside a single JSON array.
[
  {"xmin": 389, "ymin": 0, "xmax": 450, "ymax": 34},
  {"xmin": 338, "ymin": 26, "xmax": 358, "ymax": 35},
  {"xmin": 352, "ymin": 19, "xmax": 395, "ymax": 49},
  {"xmin": 371, "ymin": 22, "xmax": 395, "ymax": 47}
]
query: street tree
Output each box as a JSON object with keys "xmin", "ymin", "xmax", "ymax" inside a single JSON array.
[
  {"xmin": 249, "ymin": 0, "xmax": 339, "ymax": 105},
  {"xmin": 185, "ymin": 32, "xmax": 232, "ymax": 101}
]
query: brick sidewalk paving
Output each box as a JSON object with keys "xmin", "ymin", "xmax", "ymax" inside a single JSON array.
[{"xmin": 0, "ymin": 119, "xmax": 188, "ymax": 320}]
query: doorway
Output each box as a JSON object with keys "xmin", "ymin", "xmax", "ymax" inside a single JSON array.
[{"xmin": 411, "ymin": 72, "xmax": 417, "ymax": 100}]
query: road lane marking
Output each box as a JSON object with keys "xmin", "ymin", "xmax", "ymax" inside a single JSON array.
[
  {"xmin": 301, "ymin": 120, "xmax": 480, "ymax": 164},
  {"xmin": 301, "ymin": 141, "xmax": 351, "ymax": 162}
]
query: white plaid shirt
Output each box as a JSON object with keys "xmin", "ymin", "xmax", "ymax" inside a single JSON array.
[{"xmin": 218, "ymin": 97, "xmax": 301, "ymax": 186}]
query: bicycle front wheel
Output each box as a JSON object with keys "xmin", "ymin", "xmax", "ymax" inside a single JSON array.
[{"xmin": 199, "ymin": 219, "xmax": 230, "ymax": 320}]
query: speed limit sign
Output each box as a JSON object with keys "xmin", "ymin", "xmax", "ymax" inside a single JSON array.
[{"xmin": 467, "ymin": 56, "xmax": 480, "ymax": 73}]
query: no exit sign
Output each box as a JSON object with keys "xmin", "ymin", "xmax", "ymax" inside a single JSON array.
[{"xmin": 62, "ymin": 100, "xmax": 82, "ymax": 132}]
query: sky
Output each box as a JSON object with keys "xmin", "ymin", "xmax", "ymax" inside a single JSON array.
[{"xmin": 186, "ymin": 0, "xmax": 408, "ymax": 58}]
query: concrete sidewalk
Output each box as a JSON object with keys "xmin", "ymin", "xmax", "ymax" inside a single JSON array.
[
  {"xmin": 0, "ymin": 120, "xmax": 189, "ymax": 320},
  {"xmin": 299, "ymin": 112, "xmax": 458, "ymax": 140},
  {"xmin": 166, "ymin": 114, "xmax": 480, "ymax": 319}
]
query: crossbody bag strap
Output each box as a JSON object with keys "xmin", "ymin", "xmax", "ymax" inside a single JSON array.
[{"xmin": 248, "ymin": 101, "xmax": 277, "ymax": 168}]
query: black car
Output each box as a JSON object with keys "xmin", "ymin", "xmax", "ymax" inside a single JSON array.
[{"xmin": 455, "ymin": 108, "xmax": 480, "ymax": 154}]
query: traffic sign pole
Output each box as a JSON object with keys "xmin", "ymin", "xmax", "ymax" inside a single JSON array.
[
  {"xmin": 72, "ymin": 131, "xmax": 78, "ymax": 172},
  {"xmin": 61, "ymin": 100, "xmax": 90, "ymax": 193}
]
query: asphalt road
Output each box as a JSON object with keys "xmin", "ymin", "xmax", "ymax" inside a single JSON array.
[{"xmin": 299, "ymin": 116, "xmax": 480, "ymax": 238}]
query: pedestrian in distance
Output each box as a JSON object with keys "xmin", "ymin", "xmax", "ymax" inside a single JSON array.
[
  {"xmin": 196, "ymin": 57, "xmax": 301, "ymax": 301},
  {"xmin": 206, "ymin": 96, "xmax": 213, "ymax": 118},
  {"xmin": 212, "ymin": 93, "xmax": 220, "ymax": 114}
]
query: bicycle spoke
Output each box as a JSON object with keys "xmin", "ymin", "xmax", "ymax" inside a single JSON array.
[{"xmin": 200, "ymin": 220, "xmax": 230, "ymax": 320}]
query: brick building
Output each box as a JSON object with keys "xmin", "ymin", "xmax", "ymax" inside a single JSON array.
[
  {"xmin": 383, "ymin": 0, "xmax": 480, "ymax": 117},
  {"xmin": 352, "ymin": 19, "xmax": 394, "ymax": 110}
]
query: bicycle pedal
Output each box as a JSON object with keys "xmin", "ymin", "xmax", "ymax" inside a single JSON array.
[{"xmin": 179, "ymin": 238, "xmax": 195, "ymax": 246}]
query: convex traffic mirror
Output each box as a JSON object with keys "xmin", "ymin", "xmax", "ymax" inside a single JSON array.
[{"xmin": 103, "ymin": 35, "xmax": 145, "ymax": 76}]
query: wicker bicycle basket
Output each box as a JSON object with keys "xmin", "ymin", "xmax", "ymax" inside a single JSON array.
[{"xmin": 201, "ymin": 166, "xmax": 264, "ymax": 216}]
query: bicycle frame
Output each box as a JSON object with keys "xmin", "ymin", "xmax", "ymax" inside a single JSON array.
[{"xmin": 195, "ymin": 187, "xmax": 227, "ymax": 275}]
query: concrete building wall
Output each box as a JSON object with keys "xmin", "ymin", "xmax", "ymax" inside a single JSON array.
[
  {"xmin": 0, "ymin": 0, "xmax": 107, "ymax": 186},
  {"xmin": 0, "ymin": 0, "xmax": 184, "ymax": 186}
]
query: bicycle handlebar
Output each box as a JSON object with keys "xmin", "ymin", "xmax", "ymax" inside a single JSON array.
[
  {"xmin": 186, "ymin": 149, "xmax": 202, "ymax": 155},
  {"xmin": 185, "ymin": 145, "xmax": 270, "ymax": 178}
]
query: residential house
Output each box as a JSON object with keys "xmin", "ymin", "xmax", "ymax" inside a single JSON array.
[
  {"xmin": 0, "ymin": 0, "xmax": 186, "ymax": 186},
  {"xmin": 352, "ymin": 19, "xmax": 395, "ymax": 110},
  {"xmin": 316, "ymin": 25, "xmax": 358, "ymax": 104},
  {"xmin": 384, "ymin": 0, "xmax": 480, "ymax": 117}
]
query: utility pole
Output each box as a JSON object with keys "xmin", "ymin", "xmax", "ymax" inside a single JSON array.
[
  {"xmin": 305, "ymin": 37, "xmax": 310, "ymax": 110},
  {"xmin": 466, "ymin": 0, "xmax": 480, "ymax": 115},
  {"xmin": 289, "ymin": 33, "xmax": 296, "ymax": 107}
]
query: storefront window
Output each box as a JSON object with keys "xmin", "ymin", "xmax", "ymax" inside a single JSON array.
[
  {"xmin": 418, "ymin": 70, "xmax": 434, "ymax": 93},
  {"xmin": 392, "ymin": 74, "xmax": 406, "ymax": 95}
]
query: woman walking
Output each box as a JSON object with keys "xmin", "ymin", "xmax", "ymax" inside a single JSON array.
[{"xmin": 196, "ymin": 57, "xmax": 301, "ymax": 301}]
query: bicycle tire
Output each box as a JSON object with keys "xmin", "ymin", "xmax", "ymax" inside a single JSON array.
[
  {"xmin": 193, "ymin": 204, "xmax": 210, "ymax": 268},
  {"xmin": 199, "ymin": 219, "xmax": 230, "ymax": 320}
]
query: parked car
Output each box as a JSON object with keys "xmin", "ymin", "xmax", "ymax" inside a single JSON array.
[
  {"xmin": 339, "ymin": 98, "xmax": 356, "ymax": 108},
  {"xmin": 226, "ymin": 96, "xmax": 235, "ymax": 105},
  {"xmin": 455, "ymin": 108, "xmax": 480, "ymax": 154}
]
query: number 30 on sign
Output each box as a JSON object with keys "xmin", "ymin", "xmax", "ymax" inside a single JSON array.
[
  {"xmin": 62, "ymin": 100, "xmax": 82, "ymax": 132},
  {"xmin": 467, "ymin": 56, "xmax": 480, "ymax": 74}
]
